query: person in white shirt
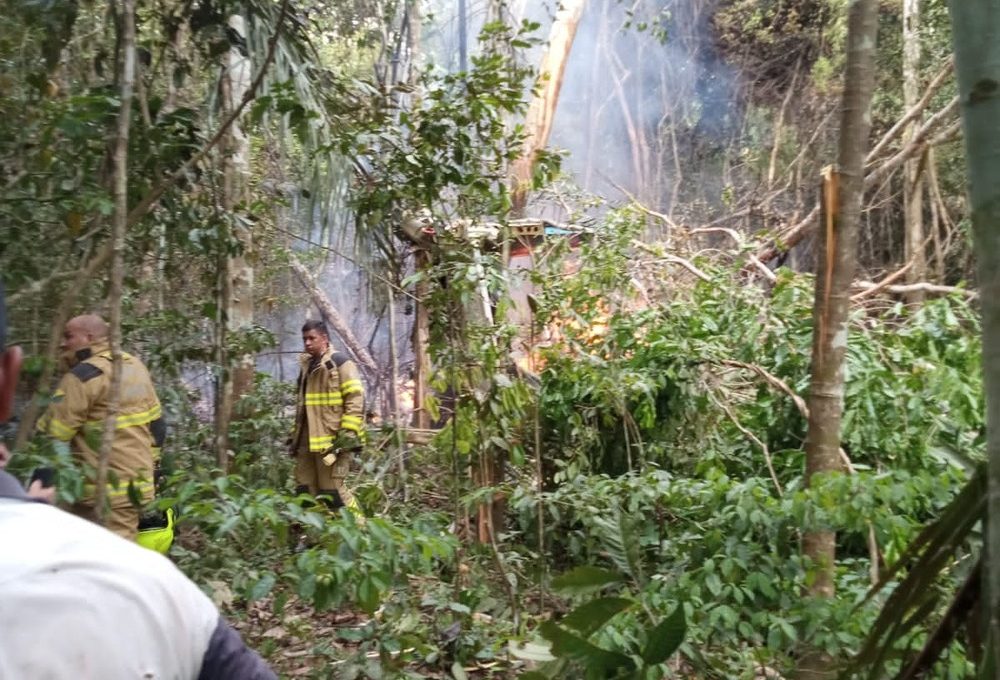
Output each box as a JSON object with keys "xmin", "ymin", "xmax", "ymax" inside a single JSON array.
[{"xmin": 0, "ymin": 286, "xmax": 277, "ymax": 680}]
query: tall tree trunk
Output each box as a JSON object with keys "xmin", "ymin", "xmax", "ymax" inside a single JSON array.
[
  {"xmin": 407, "ymin": 0, "xmax": 422, "ymax": 79},
  {"xmin": 509, "ymin": 0, "xmax": 586, "ymax": 216},
  {"xmin": 457, "ymin": 0, "xmax": 467, "ymax": 72},
  {"xmin": 224, "ymin": 14, "xmax": 254, "ymax": 401},
  {"xmin": 215, "ymin": 14, "xmax": 253, "ymax": 470},
  {"xmin": 903, "ymin": 0, "xmax": 926, "ymax": 302},
  {"xmin": 946, "ymin": 1, "xmax": 1000, "ymax": 672},
  {"xmin": 96, "ymin": 0, "xmax": 135, "ymax": 523},
  {"xmin": 798, "ymin": 1, "xmax": 879, "ymax": 678}
]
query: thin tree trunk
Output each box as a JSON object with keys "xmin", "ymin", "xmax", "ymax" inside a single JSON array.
[
  {"xmin": 582, "ymin": 0, "xmax": 606, "ymax": 191},
  {"xmin": 387, "ymin": 282, "xmax": 407, "ymax": 500},
  {"xmin": 412, "ymin": 249, "xmax": 432, "ymax": 429},
  {"xmin": 926, "ymin": 147, "xmax": 947, "ymax": 279},
  {"xmin": 96, "ymin": 0, "xmax": 135, "ymax": 524},
  {"xmin": 509, "ymin": 0, "xmax": 586, "ymax": 215},
  {"xmin": 798, "ymin": 1, "xmax": 879, "ymax": 677},
  {"xmin": 15, "ymin": 2, "xmax": 288, "ymax": 450},
  {"xmin": 457, "ymin": 0, "xmax": 467, "ymax": 72},
  {"xmin": 946, "ymin": 2, "xmax": 1000, "ymax": 672},
  {"xmin": 407, "ymin": 0, "xmax": 422, "ymax": 80},
  {"xmin": 221, "ymin": 13, "xmax": 254, "ymax": 443},
  {"xmin": 903, "ymin": 0, "xmax": 926, "ymax": 302}
]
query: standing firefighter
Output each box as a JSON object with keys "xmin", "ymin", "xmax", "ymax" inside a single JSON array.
[
  {"xmin": 37, "ymin": 314, "xmax": 165, "ymax": 541},
  {"xmin": 290, "ymin": 320, "xmax": 365, "ymax": 512}
]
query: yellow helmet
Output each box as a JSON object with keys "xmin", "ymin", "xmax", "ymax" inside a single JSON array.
[{"xmin": 136, "ymin": 507, "xmax": 175, "ymax": 555}]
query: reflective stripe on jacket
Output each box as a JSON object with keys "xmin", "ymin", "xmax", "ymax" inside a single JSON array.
[
  {"xmin": 37, "ymin": 342, "xmax": 163, "ymax": 504},
  {"xmin": 292, "ymin": 347, "xmax": 365, "ymax": 452}
]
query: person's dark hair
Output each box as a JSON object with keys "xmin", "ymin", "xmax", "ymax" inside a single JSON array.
[{"xmin": 301, "ymin": 319, "xmax": 329, "ymax": 337}]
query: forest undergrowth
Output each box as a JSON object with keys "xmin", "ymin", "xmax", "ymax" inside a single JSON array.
[{"xmin": 8, "ymin": 212, "xmax": 983, "ymax": 679}]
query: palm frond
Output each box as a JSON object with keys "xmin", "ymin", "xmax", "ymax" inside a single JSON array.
[{"xmin": 847, "ymin": 464, "xmax": 985, "ymax": 678}]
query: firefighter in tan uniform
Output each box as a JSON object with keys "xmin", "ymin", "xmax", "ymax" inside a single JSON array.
[
  {"xmin": 37, "ymin": 314, "xmax": 165, "ymax": 541},
  {"xmin": 290, "ymin": 320, "xmax": 365, "ymax": 512}
]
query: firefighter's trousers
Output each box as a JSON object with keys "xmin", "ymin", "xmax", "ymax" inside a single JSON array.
[
  {"xmin": 70, "ymin": 500, "xmax": 141, "ymax": 541},
  {"xmin": 294, "ymin": 444, "xmax": 356, "ymax": 512}
]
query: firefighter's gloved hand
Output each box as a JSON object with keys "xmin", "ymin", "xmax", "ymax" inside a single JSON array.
[{"xmin": 321, "ymin": 447, "xmax": 338, "ymax": 467}]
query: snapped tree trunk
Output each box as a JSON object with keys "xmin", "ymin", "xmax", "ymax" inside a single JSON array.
[
  {"xmin": 903, "ymin": 0, "xmax": 926, "ymax": 302},
  {"xmin": 946, "ymin": 1, "xmax": 1000, "ymax": 672},
  {"xmin": 798, "ymin": 1, "xmax": 879, "ymax": 678},
  {"xmin": 509, "ymin": 0, "xmax": 586, "ymax": 215},
  {"xmin": 467, "ymin": 0, "xmax": 584, "ymax": 546},
  {"xmin": 215, "ymin": 13, "xmax": 254, "ymax": 471},
  {"xmin": 96, "ymin": 0, "xmax": 136, "ymax": 523}
]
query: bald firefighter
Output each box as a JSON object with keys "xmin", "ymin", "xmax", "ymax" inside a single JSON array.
[
  {"xmin": 290, "ymin": 320, "xmax": 365, "ymax": 512},
  {"xmin": 37, "ymin": 314, "xmax": 165, "ymax": 540}
]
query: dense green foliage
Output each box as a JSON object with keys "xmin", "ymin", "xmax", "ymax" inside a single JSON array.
[{"xmin": 0, "ymin": 0, "xmax": 988, "ymax": 678}]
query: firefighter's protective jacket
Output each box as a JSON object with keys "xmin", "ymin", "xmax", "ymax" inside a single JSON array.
[
  {"xmin": 38, "ymin": 341, "xmax": 164, "ymax": 503},
  {"xmin": 292, "ymin": 346, "xmax": 365, "ymax": 452}
]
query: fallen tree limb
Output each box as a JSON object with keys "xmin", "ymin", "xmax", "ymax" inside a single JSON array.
[
  {"xmin": 689, "ymin": 227, "xmax": 777, "ymax": 282},
  {"xmin": 865, "ymin": 59, "xmax": 953, "ymax": 163},
  {"xmin": 850, "ymin": 261, "xmax": 914, "ymax": 302},
  {"xmin": 632, "ymin": 240, "xmax": 711, "ymax": 281},
  {"xmin": 851, "ymin": 280, "xmax": 977, "ymax": 299},
  {"xmin": 718, "ymin": 358, "xmax": 854, "ymax": 476},
  {"xmin": 661, "ymin": 255, "xmax": 711, "ymax": 281},
  {"xmin": 719, "ymin": 359, "xmax": 810, "ymax": 420},
  {"xmin": 755, "ymin": 97, "xmax": 960, "ymax": 266},
  {"xmin": 753, "ymin": 205, "xmax": 820, "ymax": 266},
  {"xmin": 711, "ymin": 392, "xmax": 783, "ymax": 497},
  {"xmin": 289, "ymin": 254, "xmax": 380, "ymax": 375},
  {"xmin": 849, "ymin": 227, "xmax": 939, "ymax": 303},
  {"xmin": 864, "ymin": 96, "xmax": 959, "ymax": 190}
]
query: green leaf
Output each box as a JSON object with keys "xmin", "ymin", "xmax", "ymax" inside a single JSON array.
[
  {"xmin": 551, "ymin": 566, "xmax": 625, "ymax": 596},
  {"xmin": 560, "ymin": 597, "xmax": 633, "ymax": 638},
  {"xmin": 249, "ymin": 573, "xmax": 276, "ymax": 601},
  {"xmin": 539, "ymin": 622, "xmax": 635, "ymax": 674},
  {"xmin": 357, "ymin": 573, "xmax": 381, "ymax": 614},
  {"xmin": 642, "ymin": 605, "xmax": 686, "ymax": 665},
  {"xmin": 508, "ymin": 641, "xmax": 555, "ymax": 663},
  {"xmin": 451, "ymin": 661, "xmax": 468, "ymax": 680}
]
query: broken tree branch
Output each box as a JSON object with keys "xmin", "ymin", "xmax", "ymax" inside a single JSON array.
[
  {"xmin": 851, "ymin": 280, "xmax": 977, "ymax": 298},
  {"xmin": 865, "ymin": 59, "xmax": 953, "ymax": 163},
  {"xmin": 711, "ymin": 392, "xmax": 783, "ymax": 497},
  {"xmin": 755, "ymin": 96, "xmax": 959, "ymax": 266},
  {"xmin": 719, "ymin": 359, "xmax": 810, "ymax": 419},
  {"xmin": 689, "ymin": 226, "xmax": 777, "ymax": 282},
  {"xmin": 631, "ymin": 240, "xmax": 711, "ymax": 281},
  {"xmin": 850, "ymin": 261, "xmax": 914, "ymax": 302},
  {"xmin": 289, "ymin": 254, "xmax": 379, "ymax": 375}
]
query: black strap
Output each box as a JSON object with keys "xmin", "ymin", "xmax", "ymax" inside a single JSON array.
[{"xmin": 70, "ymin": 361, "xmax": 104, "ymax": 382}]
